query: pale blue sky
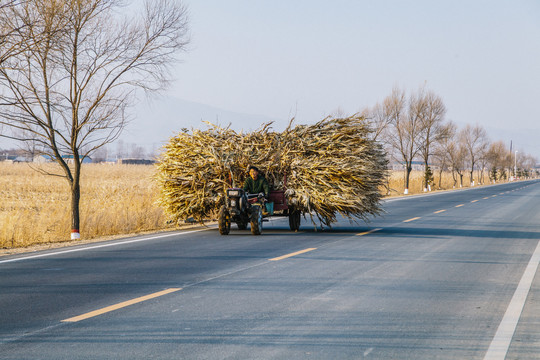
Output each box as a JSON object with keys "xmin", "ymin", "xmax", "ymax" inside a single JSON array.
[
  {"xmin": 2, "ymin": 1, "xmax": 539, "ymax": 158},
  {"xmin": 164, "ymin": 0, "xmax": 540, "ymax": 156}
]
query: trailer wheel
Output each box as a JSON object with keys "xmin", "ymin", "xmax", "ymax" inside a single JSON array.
[
  {"xmin": 218, "ymin": 206, "xmax": 231, "ymax": 235},
  {"xmin": 289, "ymin": 209, "xmax": 301, "ymax": 231},
  {"xmin": 250, "ymin": 205, "xmax": 263, "ymax": 235}
]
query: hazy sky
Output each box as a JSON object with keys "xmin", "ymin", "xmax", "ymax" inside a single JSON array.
[
  {"xmin": 165, "ymin": 0, "xmax": 540, "ymax": 157},
  {"xmin": 1, "ymin": 1, "xmax": 539, "ymax": 158}
]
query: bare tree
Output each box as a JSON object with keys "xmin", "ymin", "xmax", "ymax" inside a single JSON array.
[
  {"xmin": 385, "ymin": 87, "xmax": 427, "ymax": 194},
  {"xmin": 361, "ymin": 102, "xmax": 394, "ymax": 194},
  {"xmin": 128, "ymin": 143, "xmax": 146, "ymax": 159},
  {"xmin": 516, "ymin": 152, "xmax": 537, "ymax": 178},
  {"xmin": 91, "ymin": 145, "xmax": 109, "ymax": 163},
  {"xmin": 476, "ymin": 140, "xmax": 491, "ymax": 185},
  {"xmin": 361, "ymin": 102, "xmax": 392, "ymax": 142},
  {"xmin": 449, "ymin": 137, "xmax": 467, "ymax": 188},
  {"xmin": 418, "ymin": 90, "xmax": 447, "ymax": 191},
  {"xmin": 486, "ymin": 140, "xmax": 505, "ymax": 182},
  {"xmin": 0, "ymin": 1, "xmax": 31, "ymax": 66},
  {"xmin": 432, "ymin": 120, "xmax": 457, "ymax": 189},
  {"xmin": 523, "ymin": 153, "xmax": 538, "ymax": 177},
  {"xmin": 503, "ymin": 149, "xmax": 514, "ymax": 180},
  {"xmin": 0, "ymin": 0, "xmax": 189, "ymax": 239},
  {"xmin": 459, "ymin": 124, "xmax": 489, "ymax": 186}
]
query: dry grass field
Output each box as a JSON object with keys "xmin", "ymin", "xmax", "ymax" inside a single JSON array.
[
  {"xmin": 0, "ymin": 162, "xmax": 495, "ymax": 249},
  {"xmin": 384, "ymin": 169, "xmax": 476, "ymax": 196},
  {"xmin": 0, "ymin": 162, "xmax": 169, "ymax": 249}
]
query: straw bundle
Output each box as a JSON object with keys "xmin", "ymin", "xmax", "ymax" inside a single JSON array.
[{"xmin": 156, "ymin": 115, "xmax": 388, "ymax": 226}]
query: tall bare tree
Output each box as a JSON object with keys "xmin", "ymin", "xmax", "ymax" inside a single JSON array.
[
  {"xmin": 360, "ymin": 102, "xmax": 394, "ymax": 194},
  {"xmin": 418, "ymin": 90, "xmax": 447, "ymax": 191},
  {"xmin": 449, "ymin": 137, "xmax": 467, "ymax": 188},
  {"xmin": 476, "ymin": 141, "xmax": 491, "ymax": 184},
  {"xmin": 361, "ymin": 101, "xmax": 392, "ymax": 142},
  {"xmin": 0, "ymin": 1, "xmax": 29, "ymax": 65},
  {"xmin": 432, "ymin": 120, "xmax": 457, "ymax": 189},
  {"xmin": 486, "ymin": 140, "xmax": 507, "ymax": 182},
  {"xmin": 520, "ymin": 153, "xmax": 538, "ymax": 177},
  {"xmin": 0, "ymin": 0, "xmax": 189, "ymax": 239},
  {"xmin": 385, "ymin": 87, "xmax": 427, "ymax": 194},
  {"xmin": 459, "ymin": 124, "xmax": 489, "ymax": 185}
]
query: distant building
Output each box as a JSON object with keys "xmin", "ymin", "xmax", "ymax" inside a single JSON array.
[
  {"xmin": 390, "ymin": 161, "xmax": 438, "ymax": 171},
  {"xmin": 33, "ymin": 155, "xmax": 92, "ymax": 164},
  {"xmin": 1, "ymin": 154, "xmax": 20, "ymax": 162},
  {"xmin": 33, "ymin": 155, "xmax": 51, "ymax": 163},
  {"xmin": 14, "ymin": 156, "xmax": 30, "ymax": 162},
  {"xmin": 117, "ymin": 158, "xmax": 156, "ymax": 165}
]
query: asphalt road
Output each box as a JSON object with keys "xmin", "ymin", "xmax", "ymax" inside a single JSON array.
[{"xmin": 1, "ymin": 180, "xmax": 540, "ymax": 359}]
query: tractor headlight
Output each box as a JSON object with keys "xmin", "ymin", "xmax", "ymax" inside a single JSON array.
[
  {"xmin": 228, "ymin": 190, "xmax": 240, "ymax": 197},
  {"xmin": 230, "ymin": 199, "xmax": 237, "ymax": 207}
]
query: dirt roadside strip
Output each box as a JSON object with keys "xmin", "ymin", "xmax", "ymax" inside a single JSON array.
[{"xmin": 0, "ymin": 223, "xmax": 213, "ymax": 257}]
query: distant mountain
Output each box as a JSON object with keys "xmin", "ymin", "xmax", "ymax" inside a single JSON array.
[{"xmin": 121, "ymin": 96, "xmax": 284, "ymax": 149}]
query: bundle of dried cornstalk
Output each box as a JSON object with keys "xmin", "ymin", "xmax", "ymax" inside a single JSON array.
[{"xmin": 156, "ymin": 115, "xmax": 388, "ymax": 226}]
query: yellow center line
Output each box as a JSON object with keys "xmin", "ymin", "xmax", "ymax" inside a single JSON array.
[
  {"xmin": 455, "ymin": 204, "xmax": 465, "ymax": 208},
  {"xmin": 471, "ymin": 200, "xmax": 479, "ymax": 203},
  {"xmin": 269, "ymin": 248, "xmax": 317, "ymax": 261},
  {"xmin": 403, "ymin": 217, "xmax": 421, "ymax": 223},
  {"xmin": 357, "ymin": 228, "xmax": 382, "ymax": 236},
  {"xmin": 434, "ymin": 209, "xmax": 446, "ymax": 214},
  {"xmin": 62, "ymin": 288, "xmax": 182, "ymax": 323}
]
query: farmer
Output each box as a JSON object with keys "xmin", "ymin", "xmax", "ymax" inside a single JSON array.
[{"xmin": 243, "ymin": 165, "xmax": 269, "ymax": 198}]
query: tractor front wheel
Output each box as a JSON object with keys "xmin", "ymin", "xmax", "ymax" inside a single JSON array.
[
  {"xmin": 250, "ymin": 205, "xmax": 263, "ymax": 235},
  {"xmin": 218, "ymin": 206, "xmax": 231, "ymax": 235}
]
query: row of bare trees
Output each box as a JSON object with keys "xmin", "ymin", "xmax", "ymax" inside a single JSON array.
[
  {"xmin": 0, "ymin": 0, "xmax": 190, "ymax": 238},
  {"xmin": 363, "ymin": 86, "xmax": 538, "ymax": 194}
]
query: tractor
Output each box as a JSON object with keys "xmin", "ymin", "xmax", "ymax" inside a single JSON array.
[{"xmin": 218, "ymin": 187, "xmax": 301, "ymax": 235}]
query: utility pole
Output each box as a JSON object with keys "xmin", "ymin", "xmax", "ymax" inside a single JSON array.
[
  {"xmin": 514, "ymin": 151, "xmax": 518, "ymax": 179},
  {"xmin": 510, "ymin": 140, "xmax": 513, "ymax": 181}
]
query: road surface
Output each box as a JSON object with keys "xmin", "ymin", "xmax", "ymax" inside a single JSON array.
[{"xmin": 1, "ymin": 180, "xmax": 540, "ymax": 359}]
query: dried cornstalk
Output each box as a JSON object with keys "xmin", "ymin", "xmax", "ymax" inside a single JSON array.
[{"xmin": 156, "ymin": 115, "xmax": 388, "ymax": 226}]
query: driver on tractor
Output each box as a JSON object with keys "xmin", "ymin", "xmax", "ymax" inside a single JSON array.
[{"xmin": 243, "ymin": 165, "xmax": 269, "ymax": 199}]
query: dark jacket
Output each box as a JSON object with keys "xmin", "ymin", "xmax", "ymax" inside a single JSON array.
[{"xmin": 243, "ymin": 175, "xmax": 270, "ymax": 196}]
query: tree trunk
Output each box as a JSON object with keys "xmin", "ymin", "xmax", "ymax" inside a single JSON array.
[
  {"xmin": 423, "ymin": 163, "xmax": 428, "ymax": 191},
  {"xmin": 71, "ymin": 181, "xmax": 80, "ymax": 239},
  {"xmin": 70, "ymin": 160, "xmax": 82, "ymax": 240},
  {"xmin": 405, "ymin": 165, "xmax": 412, "ymax": 194}
]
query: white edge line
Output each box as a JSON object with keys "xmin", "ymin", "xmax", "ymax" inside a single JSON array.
[
  {"xmin": 483, "ymin": 239, "xmax": 540, "ymax": 360},
  {"xmin": 0, "ymin": 228, "xmax": 210, "ymax": 264}
]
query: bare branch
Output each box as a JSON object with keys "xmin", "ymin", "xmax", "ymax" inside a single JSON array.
[{"xmin": 0, "ymin": 0, "xmax": 190, "ymax": 236}]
